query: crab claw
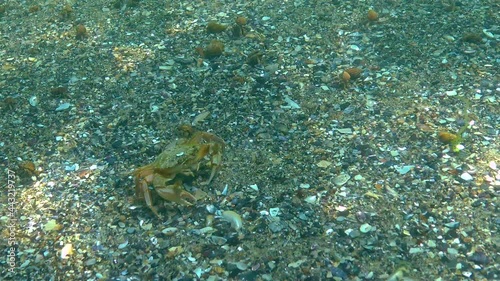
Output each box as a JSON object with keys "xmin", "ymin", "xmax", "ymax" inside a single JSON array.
[{"xmin": 155, "ymin": 181, "xmax": 197, "ymax": 206}]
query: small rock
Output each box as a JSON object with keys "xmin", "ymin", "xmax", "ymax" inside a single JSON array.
[
  {"xmin": 288, "ymin": 259, "xmax": 306, "ymax": 268},
  {"xmin": 316, "ymin": 160, "xmax": 332, "ymax": 168},
  {"xmin": 409, "ymin": 247, "xmax": 424, "ymax": 254},
  {"xmin": 447, "ymin": 248, "xmax": 458, "ymax": 255},
  {"xmin": 55, "ymin": 103, "xmax": 71, "ymax": 111},
  {"xmin": 141, "ymin": 223, "xmax": 152, "ymax": 230},
  {"xmin": 468, "ymin": 252, "xmax": 490, "ymax": 265},
  {"xmin": 444, "ymin": 221, "xmax": 460, "ymax": 229},
  {"xmin": 268, "ymin": 221, "xmax": 285, "ymax": 233},
  {"xmin": 118, "ymin": 241, "xmax": 128, "ymax": 249},
  {"xmin": 161, "ymin": 227, "xmax": 178, "ymax": 235},
  {"xmin": 460, "ymin": 172, "xmax": 473, "ymax": 181},
  {"xmin": 333, "ymin": 173, "xmax": 351, "ymax": 186},
  {"xmin": 336, "ymin": 128, "xmax": 353, "ymax": 134},
  {"xmin": 359, "ymin": 223, "xmax": 373, "ymax": 233},
  {"xmin": 445, "ymin": 90, "xmax": 458, "ymax": 96}
]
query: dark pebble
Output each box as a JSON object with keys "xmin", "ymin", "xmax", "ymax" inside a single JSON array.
[
  {"xmin": 111, "ymin": 139, "xmax": 122, "ymax": 149},
  {"xmin": 105, "ymin": 156, "xmax": 117, "ymax": 164},
  {"xmin": 468, "ymin": 252, "xmax": 490, "ymax": 265},
  {"xmin": 330, "ymin": 266, "xmax": 348, "ymax": 280},
  {"xmin": 471, "ymin": 199, "xmax": 486, "ymax": 207}
]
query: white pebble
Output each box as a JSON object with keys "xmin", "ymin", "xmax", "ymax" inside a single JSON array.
[
  {"xmin": 460, "ymin": 172, "xmax": 473, "ymax": 181},
  {"xmin": 489, "ymin": 161, "xmax": 497, "ymax": 170}
]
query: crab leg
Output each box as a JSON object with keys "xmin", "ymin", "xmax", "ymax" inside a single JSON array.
[{"xmin": 155, "ymin": 181, "xmax": 196, "ymax": 206}]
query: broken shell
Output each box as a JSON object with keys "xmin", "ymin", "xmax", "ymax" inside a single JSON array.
[
  {"xmin": 221, "ymin": 210, "xmax": 243, "ymax": 231},
  {"xmin": 269, "ymin": 207, "xmax": 280, "ymax": 217},
  {"xmin": 29, "ymin": 96, "xmax": 39, "ymax": 106},
  {"xmin": 60, "ymin": 244, "xmax": 73, "ymax": 259}
]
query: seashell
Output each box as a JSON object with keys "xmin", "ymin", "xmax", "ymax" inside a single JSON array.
[
  {"xmin": 221, "ymin": 210, "xmax": 243, "ymax": 231},
  {"xmin": 29, "ymin": 96, "xmax": 39, "ymax": 106},
  {"xmin": 341, "ymin": 71, "xmax": 351, "ymax": 82}
]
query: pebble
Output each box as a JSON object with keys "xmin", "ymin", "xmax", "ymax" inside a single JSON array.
[
  {"xmin": 299, "ymin": 183, "xmax": 310, "ymax": 189},
  {"xmin": 460, "ymin": 172, "xmax": 473, "ymax": 181},
  {"xmin": 350, "ymin": 45, "xmax": 360, "ymax": 51},
  {"xmin": 297, "ymin": 213, "xmax": 307, "ymax": 221},
  {"xmin": 55, "ymin": 103, "xmax": 71, "ymax": 111},
  {"xmin": 447, "ymin": 247, "xmax": 458, "ymax": 255},
  {"xmin": 468, "ymin": 252, "xmax": 490, "ymax": 265},
  {"xmin": 333, "ymin": 173, "xmax": 351, "ymax": 186},
  {"xmin": 269, "ymin": 221, "xmax": 285, "ymax": 233},
  {"xmin": 409, "ymin": 247, "xmax": 424, "ymax": 254},
  {"xmin": 85, "ymin": 258, "xmax": 97, "ymax": 266},
  {"xmin": 64, "ymin": 163, "xmax": 79, "ymax": 171},
  {"xmin": 336, "ymin": 128, "xmax": 353, "ymax": 134},
  {"xmin": 288, "ymin": 259, "xmax": 306, "ymax": 268},
  {"xmin": 140, "ymin": 223, "xmax": 152, "ymax": 230},
  {"xmin": 489, "ymin": 161, "xmax": 497, "ymax": 170},
  {"xmin": 349, "ymin": 229, "xmax": 361, "ymax": 238},
  {"xmin": 444, "ymin": 222, "xmax": 460, "ymax": 229},
  {"xmin": 304, "ymin": 195, "xmax": 317, "ymax": 204},
  {"xmin": 20, "ymin": 260, "xmax": 30, "ymax": 268},
  {"xmin": 359, "ymin": 223, "xmax": 373, "ymax": 233},
  {"xmin": 161, "ymin": 227, "xmax": 177, "ymax": 235},
  {"xmin": 396, "ymin": 165, "xmax": 414, "ymax": 175},
  {"xmin": 198, "ymin": 226, "xmax": 215, "ymax": 234},
  {"xmin": 317, "ymin": 160, "xmax": 332, "ymax": 168},
  {"xmin": 234, "ymin": 262, "xmax": 248, "ymax": 270},
  {"xmin": 118, "ymin": 241, "xmax": 128, "ymax": 249},
  {"xmin": 207, "ymin": 236, "xmax": 227, "ymax": 246}
]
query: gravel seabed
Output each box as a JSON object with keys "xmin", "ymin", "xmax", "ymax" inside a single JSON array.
[{"xmin": 1, "ymin": 1, "xmax": 498, "ymax": 280}]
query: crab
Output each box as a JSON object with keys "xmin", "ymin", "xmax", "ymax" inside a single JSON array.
[{"xmin": 132, "ymin": 131, "xmax": 225, "ymax": 217}]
